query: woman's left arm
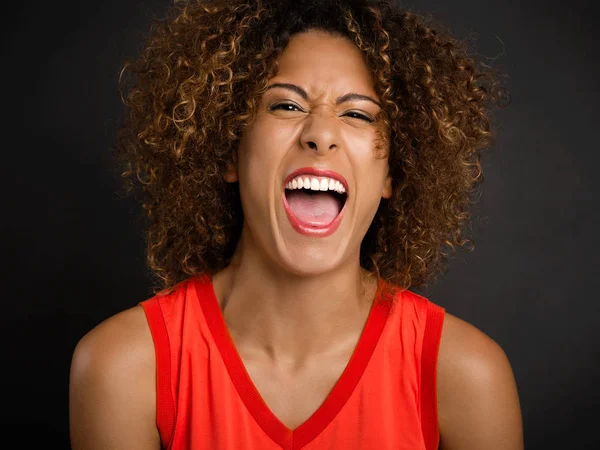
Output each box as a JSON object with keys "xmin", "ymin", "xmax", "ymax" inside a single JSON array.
[{"xmin": 436, "ymin": 313, "xmax": 524, "ymax": 450}]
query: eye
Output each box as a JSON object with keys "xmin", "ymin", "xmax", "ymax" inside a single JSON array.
[
  {"xmin": 269, "ymin": 102, "xmax": 374, "ymax": 123},
  {"xmin": 269, "ymin": 102, "xmax": 304, "ymax": 112},
  {"xmin": 344, "ymin": 111, "xmax": 374, "ymax": 123}
]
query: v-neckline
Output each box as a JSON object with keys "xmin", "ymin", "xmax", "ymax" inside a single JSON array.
[{"xmin": 194, "ymin": 275, "xmax": 392, "ymax": 450}]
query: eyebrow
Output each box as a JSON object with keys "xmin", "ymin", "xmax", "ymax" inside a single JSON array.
[{"xmin": 265, "ymin": 82, "xmax": 382, "ymax": 108}]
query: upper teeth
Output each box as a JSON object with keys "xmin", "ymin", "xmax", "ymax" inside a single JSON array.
[{"xmin": 285, "ymin": 175, "xmax": 346, "ymax": 194}]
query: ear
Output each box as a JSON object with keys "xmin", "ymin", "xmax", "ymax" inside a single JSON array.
[
  {"xmin": 381, "ymin": 174, "xmax": 392, "ymax": 199},
  {"xmin": 223, "ymin": 152, "xmax": 238, "ymax": 183}
]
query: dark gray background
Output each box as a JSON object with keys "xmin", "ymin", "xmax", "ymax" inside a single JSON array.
[{"xmin": 2, "ymin": 0, "xmax": 597, "ymax": 448}]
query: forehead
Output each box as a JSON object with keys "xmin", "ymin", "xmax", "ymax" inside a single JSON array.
[{"xmin": 270, "ymin": 30, "xmax": 378, "ymax": 99}]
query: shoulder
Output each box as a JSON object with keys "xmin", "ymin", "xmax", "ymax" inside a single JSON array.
[
  {"xmin": 70, "ymin": 305, "xmax": 155, "ymax": 380},
  {"xmin": 435, "ymin": 312, "xmax": 524, "ymax": 450},
  {"xmin": 69, "ymin": 305, "xmax": 160, "ymax": 449}
]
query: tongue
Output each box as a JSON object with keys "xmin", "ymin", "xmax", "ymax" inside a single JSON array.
[{"xmin": 286, "ymin": 190, "xmax": 341, "ymax": 226}]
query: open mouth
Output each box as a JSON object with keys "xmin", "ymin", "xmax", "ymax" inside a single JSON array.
[
  {"xmin": 282, "ymin": 173, "xmax": 349, "ymax": 237},
  {"xmin": 284, "ymin": 189, "xmax": 347, "ymax": 226}
]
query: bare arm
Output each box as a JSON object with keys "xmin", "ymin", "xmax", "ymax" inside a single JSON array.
[
  {"xmin": 437, "ymin": 313, "xmax": 524, "ymax": 450},
  {"xmin": 69, "ymin": 306, "xmax": 161, "ymax": 450}
]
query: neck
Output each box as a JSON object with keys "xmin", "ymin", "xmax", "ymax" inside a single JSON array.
[{"xmin": 211, "ymin": 235, "xmax": 378, "ymax": 369}]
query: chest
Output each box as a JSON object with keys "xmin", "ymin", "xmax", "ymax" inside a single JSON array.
[{"xmin": 241, "ymin": 351, "xmax": 353, "ymax": 430}]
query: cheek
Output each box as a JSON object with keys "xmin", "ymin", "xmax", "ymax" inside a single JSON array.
[
  {"xmin": 356, "ymin": 153, "xmax": 390, "ymax": 195},
  {"xmin": 236, "ymin": 128, "xmax": 281, "ymax": 210},
  {"xmin": 238, "ymin": 116, "xmax": 295, "ymax": 178}
]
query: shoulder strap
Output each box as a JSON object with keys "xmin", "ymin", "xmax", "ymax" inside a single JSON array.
[
  {"xmin": 420, "ymin": 300, "xmax": 445, "ymax": 450},
  {"xmin": 139, "ymin": 298, "xmax": 176, "ymax": 450}
]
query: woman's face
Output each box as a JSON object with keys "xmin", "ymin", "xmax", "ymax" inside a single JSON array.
[{"xmin": 227, "ymin": 29, "xmax": 392, "ymax": 276}]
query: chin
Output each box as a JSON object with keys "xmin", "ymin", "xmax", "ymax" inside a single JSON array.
[{"xmin": 274, "ymin": 243, "xmax": 347, "ymax": 278}]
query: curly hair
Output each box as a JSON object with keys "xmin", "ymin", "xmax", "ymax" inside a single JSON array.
[{"xmin": 115, "ymin": 0, "xmax": 508, "ymax": 295}]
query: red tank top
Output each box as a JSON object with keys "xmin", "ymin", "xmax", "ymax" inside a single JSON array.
[{"xmin": 139, "ymin": 275, "xmax": 445, "ymax": 450}]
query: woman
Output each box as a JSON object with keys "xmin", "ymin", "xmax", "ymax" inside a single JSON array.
[{"xmin": 69, "ymin": 0, "xmax": 523, "ymax": 449}]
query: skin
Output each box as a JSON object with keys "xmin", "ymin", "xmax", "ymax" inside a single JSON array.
[{"xmin": 69, "ymin": 30, "xmax": 524, "ymax": 449}]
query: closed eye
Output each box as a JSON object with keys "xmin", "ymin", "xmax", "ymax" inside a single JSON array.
[{"xmin": 269, "ymin": 102, "xmax": 374, "ymax": 123}]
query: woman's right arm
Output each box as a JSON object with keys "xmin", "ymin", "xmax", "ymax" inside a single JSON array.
[{"xmin": 69, "ymin": 305, "xmax": 161, "ymax": 450}]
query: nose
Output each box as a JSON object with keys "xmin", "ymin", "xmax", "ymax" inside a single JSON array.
[{"xmin": 299, "ymin": 110, "xmax": 340, "ymax": 154}]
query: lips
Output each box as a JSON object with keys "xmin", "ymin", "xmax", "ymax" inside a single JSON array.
[{"xmin": 282, "ymin": 167, "xmax": 349, "ymax": 237}]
